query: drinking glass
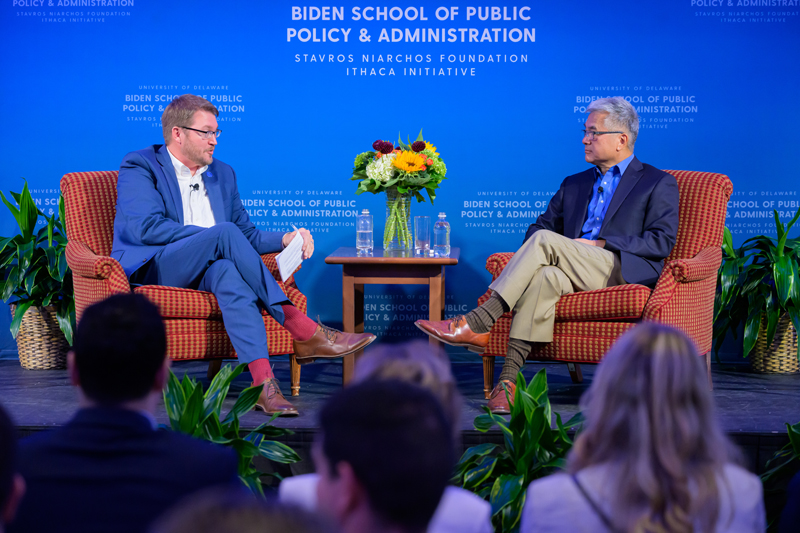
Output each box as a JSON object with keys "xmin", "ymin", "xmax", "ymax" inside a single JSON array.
[{"xmin": 414, "ymin": 216, "xmax": 431, "ymax": 255}]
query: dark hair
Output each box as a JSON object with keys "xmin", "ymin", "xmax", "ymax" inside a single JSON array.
[
  {"xmin": 150, "ymin": 486, "xmax": 334, "ymax": 533},
  {"xmin": 0, "ymin": 404, "xmax": 16, "ymax": 515},
  {"xmin": 73, "ymin": 294, "xmax": 167, "ymax": 404},
  {"xmin": 319, "ymin": 380, "xmax": 454, "ymax": 531}
]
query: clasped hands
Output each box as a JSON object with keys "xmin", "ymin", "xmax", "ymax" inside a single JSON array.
[{"xmin": 282, "ymin": 227, "xmax": 315, "ymax": 259}]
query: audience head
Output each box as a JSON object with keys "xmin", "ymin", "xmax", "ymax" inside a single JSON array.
[
  {"xmin": 161, "ymin": 94, "xmax": 219, "ymax": 145},
  {"xmin": 353, "ymin": 340, "xmax": 462, "ymax": 436},
  {"xmin": 71, "ymin": 293, "xmax": 167, "ymax": 405},
  {"xmin": 0, "ymin": 405, "xmax": 24, "ymax": 529},
  {"xmin": 315, "ymin": 380, "xmax": 454, "ymax": 533},
  {"xmin": 150, "ymin": 486, "xmax": 334, "ymax": 533},
  {"xmin": 586, "ymin": 96, "xmax": 639, "ymax": 149},
  {"xmin": 569, "ymin": 322, "xmax": 739, "ymax": 532}
]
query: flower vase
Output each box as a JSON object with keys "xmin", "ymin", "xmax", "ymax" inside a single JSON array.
[{"xmin": 384, "ymin": 187, "xmax": 412, "ymax": 251}]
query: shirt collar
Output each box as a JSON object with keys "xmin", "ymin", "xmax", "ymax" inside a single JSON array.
[
  {"xmin": 596, "ymin": 153, "xmax": 635, "ymax": 179},
  {"xmin": 166, "ymin": 145, "xmax": 208, "ymax": 179}
]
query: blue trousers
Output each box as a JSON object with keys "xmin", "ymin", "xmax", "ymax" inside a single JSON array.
[{"xmin": 130, "ymin": 223, "xmax": 290, "ymax": 363}]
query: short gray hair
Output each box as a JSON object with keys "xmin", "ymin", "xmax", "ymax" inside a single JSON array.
[
  {"xmin": 587, "ymin": 97, "xmax": 639, "ymax": 149},
  {"xmin": 161, "ymin": 94, "xmax": 218, "ymax": 145}
]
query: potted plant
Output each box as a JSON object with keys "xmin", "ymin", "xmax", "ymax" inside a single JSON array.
[
  {"xmin": 713, "ymin": 205, "xmax": 800, "ymax": 372},
  {"xmin": 453, "ymin": 369, "xmax": 583, "ymax": 532},
  {"xmin": 0, "ymin": 181, "xmax": 75, "ymax": 369},
  {"xmin": 163, "ymin": 363, "xmax": 300, "ymax": 495}
]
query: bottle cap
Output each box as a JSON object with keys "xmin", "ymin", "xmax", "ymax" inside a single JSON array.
[
  {"xmin": 362, "ymin": 209, "xmax": 369, "ymax": 214},
  {"xmin": 439, "ymin": 212, "xmax": 446, "ymax": 217}
]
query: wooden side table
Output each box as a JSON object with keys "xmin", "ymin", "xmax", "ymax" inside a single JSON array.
[{"xmin": 325, "ymin": 247, "xmax": 460, "ymax": 384}]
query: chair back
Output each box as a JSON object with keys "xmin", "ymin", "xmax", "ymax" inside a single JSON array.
[
  {"xmin": 60, "ymin": 171, "xmax": 119, "ymax": 257},
  {"xmin": 661, "ymin": 170, "xmax": 733, "ymax": 263}
]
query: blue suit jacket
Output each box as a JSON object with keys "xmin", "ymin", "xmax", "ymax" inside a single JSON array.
[
  {"xmin": 112, "ymin": 144, "xmax": 284, "ymax": 277},
  {"xmin": 10, "ymin": 408, "xmax": 238, "ymax": 533},
  {"xmin": 524, "ymin": 157, "xmax": 679, "ymax": 287}
]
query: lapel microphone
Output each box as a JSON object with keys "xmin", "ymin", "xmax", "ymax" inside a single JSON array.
[
  {"xmin": 190, "ymin": 183, "xmax": 200, "ymax": 191},
  {"xmin": 597, "ymin": 186, "xmax": 604, "ymax": 194}
]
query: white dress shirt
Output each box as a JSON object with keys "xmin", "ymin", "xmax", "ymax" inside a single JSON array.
[{"xmin": 166, "ymin": 147, "xmax": 216, "ymax": 228}]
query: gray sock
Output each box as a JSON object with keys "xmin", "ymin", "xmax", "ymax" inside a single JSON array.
[
  {"xmin": 498, "ymin": 338, "xmax": 533, "ymax": 384},
  {"xmin": 464, "ymin": 292, "xmax": 509, "ymax": 333}
]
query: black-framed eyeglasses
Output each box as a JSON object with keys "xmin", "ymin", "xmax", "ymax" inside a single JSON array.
[
  {"xmin": 181, "ymin": 126, "xmax": 221, "ymax": 140},
  {"xmin": 582, "ymin": 129, "xmax": 623, "ymax": 141}
]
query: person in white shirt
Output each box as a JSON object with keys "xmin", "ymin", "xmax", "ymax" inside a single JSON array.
[{"xmin": 521, "ymin": 322, "xmax": 766, "ymax": 533}]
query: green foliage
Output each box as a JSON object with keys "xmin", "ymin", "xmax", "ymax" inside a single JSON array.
[
  {"xmin": 714, "ymin": 204, "xmax": 800, "ymax": 359},
  {"xmin": 761, "ymin": 422, "xmax": 800, "ymax": 531},
  {"xmin": 453, "ymin": 370, "xmax": 584, "ymax": 532},
  {"xmin": 163, "ymin": 363, "xmax": 300, "ymax": 496},
  {"xmin": 0, "ymin": 180, "xmax": 75, "ymax": 343}
]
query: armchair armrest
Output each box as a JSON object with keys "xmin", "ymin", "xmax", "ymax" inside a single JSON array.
[
  {"xmin": 66, "ymin": 241, "xmax": 130, "ymax": 284},
  {"xmin": 485, "ymin": 252, "xmax": 515, "ymax": 281},
  {"xmin": 665, "ymin": 246, "xmax": 722, "ymax": 283}
]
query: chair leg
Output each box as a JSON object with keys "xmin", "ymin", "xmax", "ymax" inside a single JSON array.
[
  {"xmin": 483, "ymin": 355, "xmax": 495, "ymax": 399},
  {"xmin": 207, "ymin": 360, "xmax": 222, "ymax": 380},
  {"xmin": 705, "ymin": 352, "xmax": 713, "ymax": 391},
  {"xmin": 290, "ymin": 354, "xmax": 301, "ymax": 397},
  {"xmin": 567, "ymin": 362, "xmax": 583, "ymax": 383}
]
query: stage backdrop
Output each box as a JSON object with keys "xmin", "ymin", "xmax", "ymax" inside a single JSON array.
[{"xmin": 1, "ymin": 1, "xmax": 798, "ymax": 358}]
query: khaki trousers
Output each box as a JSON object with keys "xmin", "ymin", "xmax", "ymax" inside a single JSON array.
[{"xmin": 489, "ymin": 230, "xmax": 625, "ymax": 343}]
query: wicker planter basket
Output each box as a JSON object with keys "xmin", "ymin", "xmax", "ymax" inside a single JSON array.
[
  {"xmin": 9, "ymin": 304, "xmax": 68, "ymax": 370},
  {"xmin": 750, "ymin": 313, "xmax": 799, "ymax": 374}
]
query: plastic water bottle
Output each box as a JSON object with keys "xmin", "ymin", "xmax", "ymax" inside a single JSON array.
[
  {"xmin": 356, "ymin": 209, "xmax": 373, "ymax": 251},
  {"xmin": 433, "ymin": 212, "xmax": 450, "ymax": 256}
]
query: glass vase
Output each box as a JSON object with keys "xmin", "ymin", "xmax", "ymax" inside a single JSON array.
[{"xmin": 384, "ymin": 187, "xmax": 412, "ymax": 251}]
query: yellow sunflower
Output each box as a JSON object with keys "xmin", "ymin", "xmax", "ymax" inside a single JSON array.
[
  {"xmin": 392, "ymin": 150, "xmax": 427, "ymax": 172},
  {"xmin": 424, "ymin": 142, "xmax": 439, "ymax": 156}
]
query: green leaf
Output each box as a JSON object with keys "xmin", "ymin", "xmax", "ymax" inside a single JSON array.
[
  {"xmin": 742, "ymin": 309, "xmax": 762, "ymax": 358},
  {"xmin": 490, "ymin": 474, "xmax": 524, "ymax": 516},
  {"xmin": 774, "ymin": 209, "xmax": 786, "ymax": 247},
  {"xmin": 256, "ymin": 439, "xmax": 301, "ymax": 463},
  {"xmin": 55, "ymin": 299, "xmax": 74, "ymax": 346},
  {"xmin": 223, "ymin": 383, "xmax": 263, "ymax": 425},
  {"xmin": 178, "ymin": 382, "xmax": 204, "ymax": 435},
  {"xmin": 722, "ymin": 227, "xmax": 736, "ymax": 258},
  {"xmin": 464, "ymin": 455, "xmax": 498, "ymax": 490},
  {"xmin": 9, "ymin": 301, "xmax": 33, "ymax": 339},
  {"xmin": 458, "ymin": 443, "xmax": 500, "ymax": 466},
  {"xmin": 774, "ymin": 255, "xmax": 794, "ymax": 307},
  {"xmin": 231, "ymin": 438, "xmax": 260, "ymax": 459},
  {"xmin": 787, "ymin": 308, "xmax": 800, "ymax": 360},
  {"xmin": 163, "ymin": 370, "xmax": 186, "ymax": 429},
  {"xmin": 787, "ymin": 422, "xmax": 800, "ymax": 456},
  {"xmin": 415, "ymin": 128, "xmax": 424, "ymax": 142}
]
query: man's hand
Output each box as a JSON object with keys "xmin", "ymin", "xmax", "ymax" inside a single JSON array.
[
  {"xmin": 282, "ymin": 228, "xmax": 315, "ymax": 259},
  {"xmin": 574, "ymin": 238, "xmax": 606, "ymax": 248}
]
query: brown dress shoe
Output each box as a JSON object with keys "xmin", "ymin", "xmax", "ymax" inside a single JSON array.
[
  {"xmin": 414, "ymin": 315, "xmax": 489, "ymax": 353},
  {"xmin": 255, "ymin": 378, "xmax": 298, "ymax": 416},
  {"xmin": 293, "ymin": 324, "xmax": 376, "ymax": 364},
  {"xmin": 487, "ymin": 380, "xmax": 516, "ymax": 415}
]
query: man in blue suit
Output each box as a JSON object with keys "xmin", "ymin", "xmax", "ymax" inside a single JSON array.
[
  {"xmin": 9, "ymin": 294, "xmax": 239, "ymax": 533},
  {"xmin": 416, "ymin": 97, "xmax": 679, "ymax": 413},
  {"xmin": 112, "ymin": 94, "xmax": 375, "ymax": 416}
]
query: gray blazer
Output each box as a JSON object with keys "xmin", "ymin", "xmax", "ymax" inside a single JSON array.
[{"xmin": 521, "ymin": 463, "xmax": 765, "ymax": 532}]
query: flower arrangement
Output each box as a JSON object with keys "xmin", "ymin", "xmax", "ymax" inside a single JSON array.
[{"xmin": 351, "ymin": 130, "xmax": 447, "ymax": 249}]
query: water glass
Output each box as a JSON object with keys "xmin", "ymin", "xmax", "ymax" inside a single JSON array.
[{"xmin": 414, "ymin": 216, "xmax": 431, "ymax": 255}]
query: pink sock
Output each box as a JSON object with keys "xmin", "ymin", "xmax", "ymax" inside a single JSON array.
[
  {"xmin": 249, "ymin": 358, "xmax": 274, "ymax": 385},
  {"xmin": 281, "ymin": 305, "xmax": 318, "ymax": 342}
]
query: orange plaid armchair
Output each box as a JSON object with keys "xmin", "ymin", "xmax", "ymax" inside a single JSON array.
[
  {"xmin": 477, "ymin": 170, "xmax": 732, "ymax": 397},
  {"xmin": 61, "ymin": 171, "xmax": 307, "ymax": 395}
]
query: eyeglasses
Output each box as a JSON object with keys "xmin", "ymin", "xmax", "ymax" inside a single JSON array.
[
  {"xmin": 582, "ymin": 130, "xmax": 623, "ymax": 141},
  {"xmin": 181, "ymin": 126, "xmax": 221, "ymax": 140}
]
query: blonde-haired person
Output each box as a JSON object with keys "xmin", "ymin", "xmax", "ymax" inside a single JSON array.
[
  {"xmin": 279, "ymin": 340, "xmax": 491, "ymax": 533},
  {"xmin": 521, "ymin": 322, "xmax": 765, "ymax": 533}
]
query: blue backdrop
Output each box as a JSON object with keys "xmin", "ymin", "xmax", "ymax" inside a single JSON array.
[{"xmin": 2, "ymin": 0, "xmax": 798, "ymax": 357}]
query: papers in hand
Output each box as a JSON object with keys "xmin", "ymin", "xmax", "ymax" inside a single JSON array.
[{"xmin": 276, "ymin": 229, "xmax": 304, "ymax": 282}]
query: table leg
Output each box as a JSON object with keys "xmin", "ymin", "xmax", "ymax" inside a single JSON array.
[
  {"xmin": 342, "ymin": 273, "xmax": 365, "ymax": 386},
  {"xmin": 428, "ymin": 268, "xmax": 444, "ymax": 348}
]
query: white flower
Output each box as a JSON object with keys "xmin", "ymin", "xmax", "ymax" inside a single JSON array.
[{"xmin": 366, "ymin": 153, "xmax": 397, "ymax": 183}]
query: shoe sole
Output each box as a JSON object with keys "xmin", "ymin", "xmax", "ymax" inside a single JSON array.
[
  {"xmin": 413, "ymin": 322, "xmax": 488, "ymax": 354},
  {"xmin": 254, "ymin": 404, "xmax": 299, "ymax": 417},
  {"xmin": 293, "ymin": 335, "xmax": 377, "ymax": 362}
]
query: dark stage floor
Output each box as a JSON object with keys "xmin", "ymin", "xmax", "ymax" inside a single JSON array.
[{"xmin": 2, "ymin": 357, "xmax": 798, "ymax": 475}]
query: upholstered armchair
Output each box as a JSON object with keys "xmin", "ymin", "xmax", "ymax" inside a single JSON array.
[
  {"xmin": 477, "ymin": 170, "xmax": 732, "ymax": 397},
  {"xmin": 61, "ymin": 171, "xmax": 308, "ymax": 396}
]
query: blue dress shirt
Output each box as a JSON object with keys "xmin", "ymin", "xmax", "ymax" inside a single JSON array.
[{"xmin": 580, "ymin": 153, "xmax": 635, "ymax": 240}]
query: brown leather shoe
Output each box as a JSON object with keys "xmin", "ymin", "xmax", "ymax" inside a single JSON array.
[
  {"xmin": 293, "ymin": 324, "xmax": 376, "ymax": 364},
  {"xmin": 254, "ymin": 378, "xmax": 298, "ymax": 417},
  {"xmin": 414, "ymin": 315, "xmax": 489, "ymax": 353},
  {"xmin": 487, "ymin": 380, "xmax": 516, "ymax": 415}
]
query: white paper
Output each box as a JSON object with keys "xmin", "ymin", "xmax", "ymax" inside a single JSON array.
[{"xmin": 276, "ymin": 231, "xmax": 304, "ymax": 282}]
